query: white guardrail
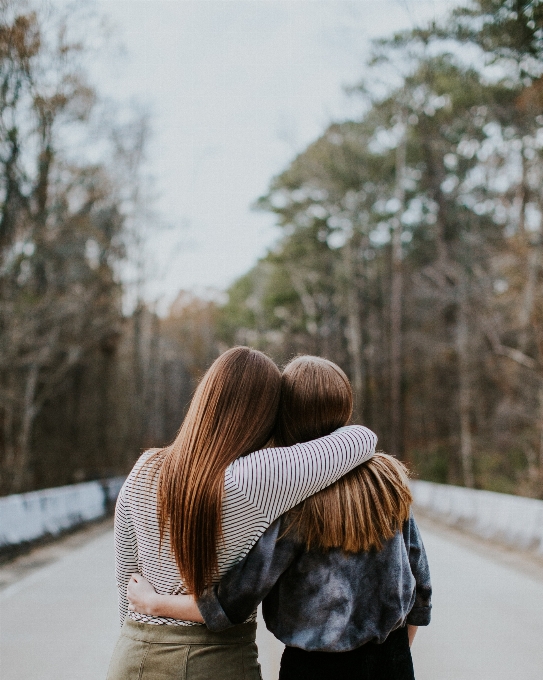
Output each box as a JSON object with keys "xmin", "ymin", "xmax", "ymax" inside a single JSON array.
[
  {"xmin": 411, "ymin": 480, "xmax": 543, "ymax": 556},
  {"xmin": 2, "ymin": 477, "xmax": 542, "ymax": 556},
  {"xmin": 0, "ymin": 477, "xmax": 125, "ymax": 549}
]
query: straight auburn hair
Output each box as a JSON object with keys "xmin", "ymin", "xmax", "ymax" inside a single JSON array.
[
  {"xmin": 147, "ymin": 347, "xmax": 281, "ymax": 596},
  {"xmin": 277, "ymin": 356, "xmax": 412, "ymax": 552}
]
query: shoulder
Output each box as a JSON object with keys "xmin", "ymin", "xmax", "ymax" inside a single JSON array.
[{"xmin": 122, "ymin": 449, "xmax": 163, "ymax": 499}]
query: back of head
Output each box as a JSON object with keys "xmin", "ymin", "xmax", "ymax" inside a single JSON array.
[
  {"xmin": 277, "ymin": 355, "xmax": 412, "ymax": 553},
  {"xmin": 274, "ymin": 356, "xmax": 353, "ymax": 447},
  {"xmin": 155, "ymin": 346, "xmax": 281, "ymax": 596}
]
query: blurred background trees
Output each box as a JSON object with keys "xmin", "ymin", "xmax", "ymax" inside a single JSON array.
[
  {"xmin": 0, "ymin": 2, "xmax": 209, "ymax": 494},
  {"xmin": 1, "ymin": 0, "xmax": 543, "ymax": 498}
]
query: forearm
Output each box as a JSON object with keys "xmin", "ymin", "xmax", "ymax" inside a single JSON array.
[
  {"xmin": 408, "ymin": 625, "xmax": 418, "ymax": 647},
  {"xmin": 132, "ymin": 592, "xmax": 204, "ymax": 622}
]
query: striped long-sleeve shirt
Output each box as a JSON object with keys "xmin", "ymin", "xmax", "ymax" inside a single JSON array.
[{"xmin": 114, "ymin": 425, "xmax": 377, "ymax": 626}]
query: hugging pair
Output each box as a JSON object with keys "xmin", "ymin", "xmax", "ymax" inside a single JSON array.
[{"xmin": 108, "ymin": 348, "xmax": 431, "ymax": 680}]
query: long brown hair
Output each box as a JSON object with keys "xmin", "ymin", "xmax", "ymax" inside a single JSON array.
[
  {"xmin": 151, "ymin": 347, "xmax": 281, "ymax": 596},
  {"xmin": 277, "ymin": 356, "xmax": 412, "ymax": 552}
]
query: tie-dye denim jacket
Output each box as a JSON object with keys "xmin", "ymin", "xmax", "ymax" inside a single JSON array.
[{"xmin": 198, "ymin": 511, "xmax": 431, "ymax": 652}]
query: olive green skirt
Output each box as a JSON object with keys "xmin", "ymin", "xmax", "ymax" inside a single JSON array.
[{"xmin": 107, "ymin": 618, "xmax": 262, "ymax": 680}]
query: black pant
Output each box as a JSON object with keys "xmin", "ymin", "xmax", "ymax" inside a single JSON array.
[{"xmin": 278, "ymin": 627, "xmax": 415, "ymax": 680}]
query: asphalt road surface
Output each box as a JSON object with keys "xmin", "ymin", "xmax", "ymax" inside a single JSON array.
[{"xmin": 1, "ymin": 518, "xmax": 542, "ymax": 680}]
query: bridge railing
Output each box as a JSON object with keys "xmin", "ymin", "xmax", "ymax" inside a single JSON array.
[
  {"xmin": 0, "ymin": 477, "xmax": 125, "ymax": 550},
  {"xmin": 411, "ymin": 480, "xmax": 543, "ymax": 556},
  {"xmin": 3, "ymin": 476, "xmax": 542, "ymax": 557}
]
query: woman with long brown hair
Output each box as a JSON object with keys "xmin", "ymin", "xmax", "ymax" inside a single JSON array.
[
  {"xmin": 127, "ymin": 355, "xmax": 431, "ymax": 680},
  {"xmin": 107, "ymin": 348, "xmax": 377, "ymax": 680}
]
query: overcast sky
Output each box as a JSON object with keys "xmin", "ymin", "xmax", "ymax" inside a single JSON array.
[{"xmin": 95, "ymin": 0, "xmax": 459, "ymax": 310}]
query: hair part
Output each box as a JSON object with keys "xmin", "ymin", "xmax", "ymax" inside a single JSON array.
[
  {"xmin": 274, "ymin": 355, "xmax": 353, "ymax": 447},
  {"xmin": 147, "ymin": 347, "xmax": 281, "ymax": 596}
]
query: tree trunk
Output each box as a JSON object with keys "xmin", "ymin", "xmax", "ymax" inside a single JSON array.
[
  {"xmin": 98, "ymin": 346, "xmax": 114, "ymax": 470},
  {"xmin": 456, "ymin": 287, "xmax": 475, "ymax": 488},
  {"xmin": 537, "ymin": 386, "xmax": 543, "ymax": 484},
  {"xmin": 12, "ymin": 363, "xmax": 39, "ymax": 492},
  {"xmin": 130, "ymin": 304, "xmax": 145, "ymax": 463},
  {"xmin": 145, "ymin": 312, "xmax": 162, "ymax": 447},
  {"xmin": 514, "ymin": 152, "xmax": 528, "ymax": 236},
  {"xmin": 2, "ymin": 377, "xmax": 16, "ymax": 494},
  {"xmin": 287, "ymin": 266, "xmax": 319, "ymax": 354},
  {"xmin": 517, "ymin": 154, "xmax": 537, "ymax": 352},
  {"xmin": 518, "ymin": 247, "xmax": 539, "ymax": 352},
  {"xmin": 390, "ymin": 123, "xmax": 406, "ymax": 457},
  {"xmin": 343, "ymin": 238, "xmax": 364, "ymax": 420}
]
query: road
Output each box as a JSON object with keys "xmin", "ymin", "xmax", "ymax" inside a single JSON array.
[{"xmin": 1, "ymin": 518, "xmax": 542, "ymax": 680}]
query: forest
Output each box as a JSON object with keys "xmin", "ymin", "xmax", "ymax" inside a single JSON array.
[{"xmin": 1, "ymin": 0, "xmax": 543, "ymax": 498}]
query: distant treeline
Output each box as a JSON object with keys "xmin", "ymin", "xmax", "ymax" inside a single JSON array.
[{"xmin": 2, "ymin": 1, "xmax": 543, "ymax": 499}]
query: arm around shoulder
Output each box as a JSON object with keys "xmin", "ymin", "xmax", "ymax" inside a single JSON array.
[{"xmin": 227, "ymin": 425, "xmax": 377, "ymax": 523}]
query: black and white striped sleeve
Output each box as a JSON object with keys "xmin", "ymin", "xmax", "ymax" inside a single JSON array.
[
  {"xmin": 227, "ymin": 425, "xmax": 377, "ymax": 523},
  {"xmin": 114, "ymin": 487, "xmax": 139, "ymax": 625}
]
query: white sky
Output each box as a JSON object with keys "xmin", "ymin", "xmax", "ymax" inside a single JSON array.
[{"xmin": 95, "ymin": 0, "xmax": 459, "ymax": 310}]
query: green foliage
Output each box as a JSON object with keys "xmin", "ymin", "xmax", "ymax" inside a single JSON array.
[{"xmin": 452, "ymin": 0, "xmax": 543, "ymax": 71}]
